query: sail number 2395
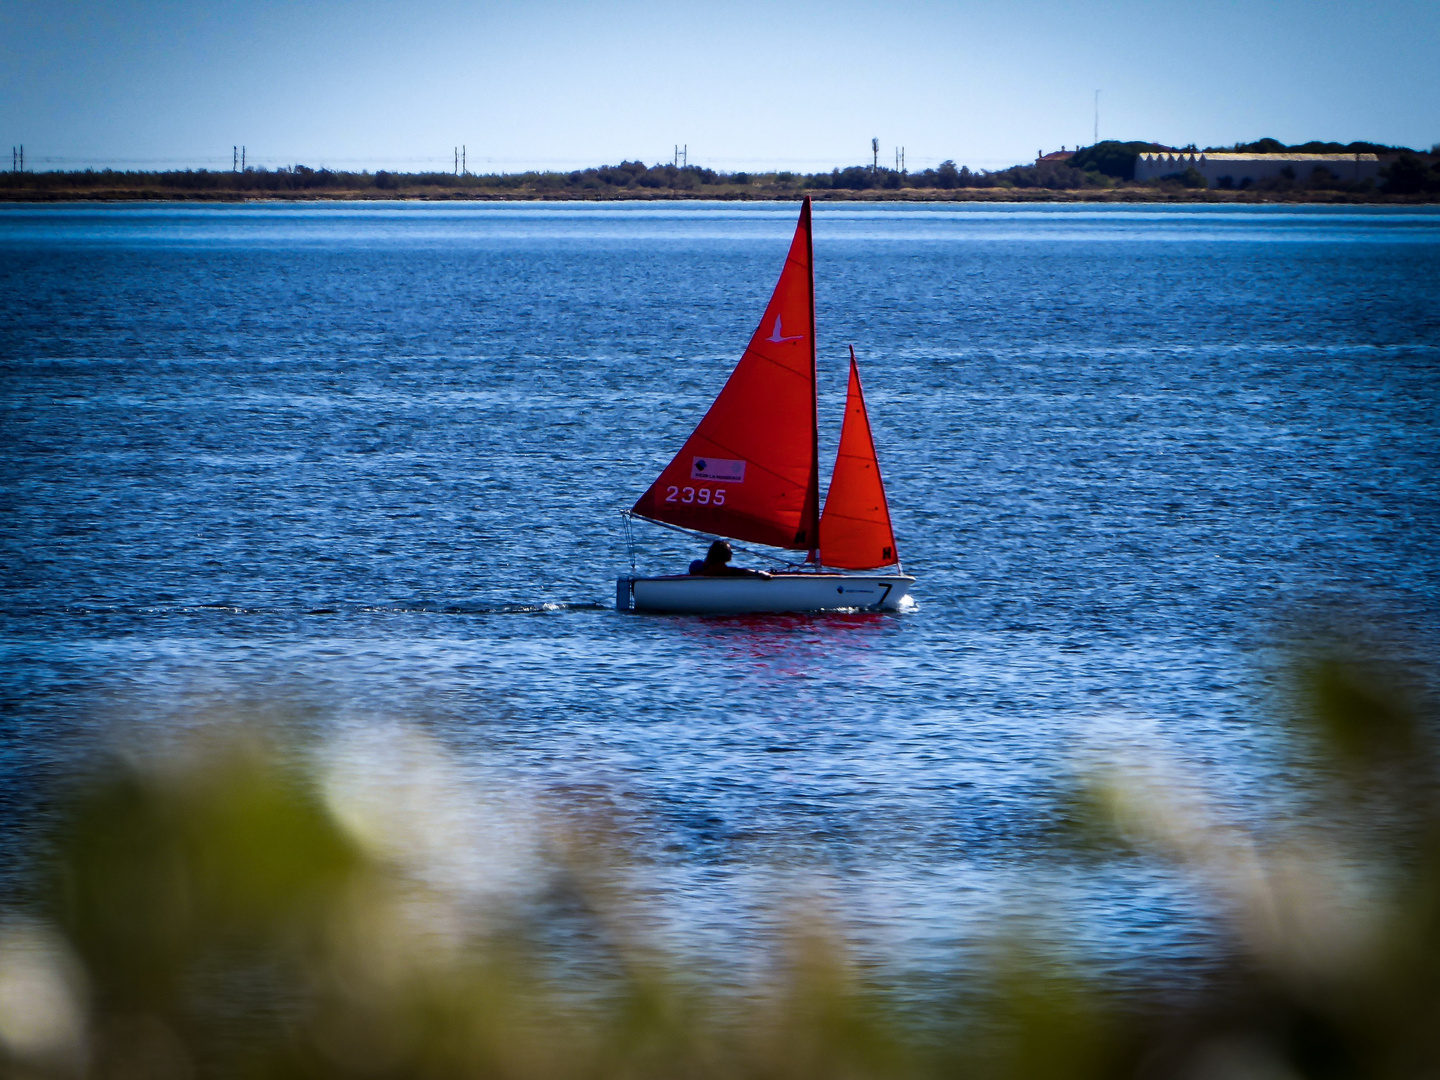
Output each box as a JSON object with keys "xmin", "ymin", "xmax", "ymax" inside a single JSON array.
[{"xmin": 665, "ymin": 486, "xmax": 726, "ymax": 506}]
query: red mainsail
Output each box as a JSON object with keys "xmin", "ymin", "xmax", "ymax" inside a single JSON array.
[
  {"xmin": 819, "ymin": 349, "xmax": 898, "ymax": 570},
  {"xmin": 631, "ymin": 198, "xmax": 820, "ymax": 551}
]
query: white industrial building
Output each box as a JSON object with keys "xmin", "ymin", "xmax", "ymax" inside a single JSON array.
[{"xmin": 1134, "ymin": 152, "xmax": 1381, "ymax": 189}]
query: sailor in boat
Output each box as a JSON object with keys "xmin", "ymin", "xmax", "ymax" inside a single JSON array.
[{"xmin": 688, "ymin": 540, "xmax": 772, "ymax": 579}]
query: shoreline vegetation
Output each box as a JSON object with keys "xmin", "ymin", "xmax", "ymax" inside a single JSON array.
[
  {"xmin": 3, "ymin": 652, "xmax": 1440, "ymax": 1079},
  {"xmin": 5, "ymin": 138, "xmax": 1440, "ymax": 204}
]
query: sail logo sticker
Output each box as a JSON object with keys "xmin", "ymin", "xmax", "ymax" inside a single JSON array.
[
  {"xmin": 765, "ymin": 316, "xmax": 805, "ymax": 344},
  {"xmin": 691, "ymin": 457, "xmax": 746, "ymax": 483}
]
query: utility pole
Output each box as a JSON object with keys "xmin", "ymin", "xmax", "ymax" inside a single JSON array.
[
  {"xmin": 17, "ymin": 144, "xmax": 22, "ymax": 172},
  {"xmin": 1094, "ymin": 90, "xmax": 1100, "ymax": 146},
  {"xmin": 462, "ymin": 145, "xmax": 466, "ymax": 174},
  {"xmin": 233, "ymin": 146, "xmax": 237, "ymax": 171},
  {"xmin": 241, "ymin": 145, "xmax": 246, "ymax": 170},
  {"xmin": 872, "ymin": 137, "xmax": 879, "ymax": 172},
  {"xmin": 682, "ymin": 144, "xmax": 687, "ymax": 167},
  {"xmin": 895, "ymin": 146, "xmax": 905, "ymax": 171}
]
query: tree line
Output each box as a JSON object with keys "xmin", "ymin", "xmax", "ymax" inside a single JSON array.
[
  {"xmin": 3, "ymin": 140, "xmax": 1435, "ymax": 197},
  {"xmin": 0, "ymin": 158, "xmax": 1124, "ymax": 195},
  {"xmin": 0, "ymin": 159, "xmax": 1117, "ymax": 194}
]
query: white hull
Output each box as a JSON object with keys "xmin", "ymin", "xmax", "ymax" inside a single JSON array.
[{"xmin": 616, "ymin": 572, "xmax": 913, "ymax": 614}]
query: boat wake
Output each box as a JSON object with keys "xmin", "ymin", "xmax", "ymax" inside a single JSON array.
[{"xmin": 12, "ymin": 601, "xmax": 610, "ymax": 619}]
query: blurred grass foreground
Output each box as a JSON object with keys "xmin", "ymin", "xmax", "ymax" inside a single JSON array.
[{"xmin": 2, "ymin": 656, "xmax": 1438, "ymax": 1080}]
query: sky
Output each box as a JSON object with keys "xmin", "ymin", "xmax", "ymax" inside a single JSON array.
[{"xmin": 2, "ymin": 0, "xmax": 1437, "ymax": 173}]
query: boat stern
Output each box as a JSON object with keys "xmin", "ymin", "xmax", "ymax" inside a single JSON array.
[{"xmin": 615, "ymin": 575, "xmax": 636, "ymax": 612}]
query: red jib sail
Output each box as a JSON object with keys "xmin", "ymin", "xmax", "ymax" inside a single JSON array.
[
  {"xmin": 819, "ymin": 348, "xmax": 899, "ymax": 570},
  {"xmin": 631, "ymin": 198, "xmax": 819, "ymax": 551}
]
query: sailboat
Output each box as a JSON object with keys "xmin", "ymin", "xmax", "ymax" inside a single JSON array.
[{"xmin": 616, "ymin": 196, "xmax": 914, "ymax": 615}]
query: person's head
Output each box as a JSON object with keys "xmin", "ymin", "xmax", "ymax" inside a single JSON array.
[{"xmin": 705, "ymin": 540, "xmax": 733, "ymax": 565}]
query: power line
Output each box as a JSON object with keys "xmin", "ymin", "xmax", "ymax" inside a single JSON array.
[{"xmin": 10, "ymin": 151, "xmax": 1031, "ymax": 172}]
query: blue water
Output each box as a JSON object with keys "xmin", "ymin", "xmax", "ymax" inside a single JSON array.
[{"xmin": 3, "ymin": 201, "xmax": 1439, "ymax": 979}]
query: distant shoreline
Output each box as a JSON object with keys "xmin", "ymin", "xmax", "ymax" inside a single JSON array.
[
  {"xmin": 4, "ymin": 187, "xmax": 1438, "ymax": 205},
  {"xmin": 8, "ymin": 143, "xmax": 1436, "ymax": 204}
]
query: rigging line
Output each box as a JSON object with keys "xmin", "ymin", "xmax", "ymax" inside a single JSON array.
[
  {"xmin": 623, "ymin": 510, "xmax": 795, "ymax": 566},
  {"xmin": 620, "ymin": 510, "xmax": 637, "ymax": 573}
]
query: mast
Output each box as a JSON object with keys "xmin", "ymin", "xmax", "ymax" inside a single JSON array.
[{"xmin": 804, "ymin": 195, "xmax": 820, "ymax": 565}]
